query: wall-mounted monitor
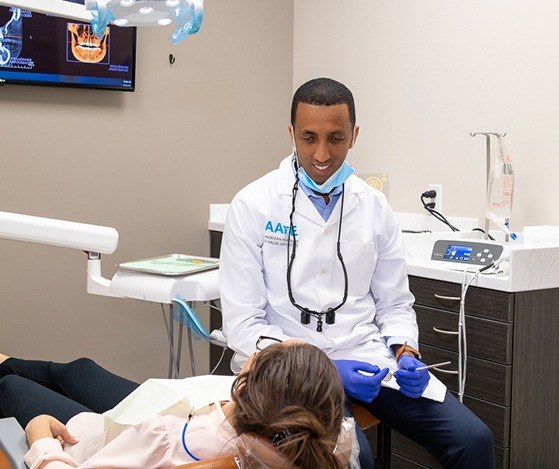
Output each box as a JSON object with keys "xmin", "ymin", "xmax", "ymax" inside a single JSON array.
[{"xmin": 0, "ymin": 1, "xmax": 136, "ymax": 91}]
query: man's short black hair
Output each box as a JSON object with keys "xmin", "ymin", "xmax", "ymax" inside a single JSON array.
[{"xmin": 291, "ymin": 78, "xmax": 356, "ymax": 127}]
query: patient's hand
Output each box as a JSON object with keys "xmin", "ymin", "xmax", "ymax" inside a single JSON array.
[{"xmin": 25, "ymin": 415, "xmax": 78, "ymax": 447}]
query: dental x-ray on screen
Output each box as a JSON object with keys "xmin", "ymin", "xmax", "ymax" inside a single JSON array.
[{"xmin": 0, "ymin": 0, "xmax": 136, "ymax": 91}]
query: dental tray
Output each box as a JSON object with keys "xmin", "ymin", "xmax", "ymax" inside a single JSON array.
[{"xmin": 117, "ymin": 254, "xmax": 219, "ymax": 277}]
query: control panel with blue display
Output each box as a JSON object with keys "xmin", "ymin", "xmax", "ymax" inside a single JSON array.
[{"xmin": 431, "ymin": 240, "xmax": 504, "ymax": 266}]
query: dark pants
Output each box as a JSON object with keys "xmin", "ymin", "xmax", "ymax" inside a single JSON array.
[
  {"xmin": 0, "ymin": 357, "xmax": 139, "ymax": 427},
  {"xmin": 352, "ymin": 387, "xmax": 495, "ymax": 469}
]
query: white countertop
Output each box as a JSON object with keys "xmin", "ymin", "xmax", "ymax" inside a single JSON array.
[
  {"xmin": 403, "ymin": 231, "xmax": 559, "ymax": 292},
  {"xmin": 209, "ymin": 204, "xmax": 229, "ymax": 232},
  {"xmin": 208, "ymin": 204, "xmax": 480, "ymax": 234},
  {"xmin": 209, "ymin": 204, "xmax": 559, "ymax": 293}
]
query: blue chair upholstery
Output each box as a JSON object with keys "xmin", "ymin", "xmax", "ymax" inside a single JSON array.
[{"xmin": 0, "ymin": 417, "xmax": 28, "ymax": 468}]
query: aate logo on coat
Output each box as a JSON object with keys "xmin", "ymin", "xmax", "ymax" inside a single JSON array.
[
  {"xmin": 264, "ymin": 220, "xmax": 298, "ymax": 247},
  {"xmin": 264, "ymin": 220, "xmax": 298, "ymax": 236}
]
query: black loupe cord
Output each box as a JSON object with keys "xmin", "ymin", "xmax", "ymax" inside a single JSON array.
[{"xmin": 286, "ymin": 173, "xmax": 349, "ymax": 332}]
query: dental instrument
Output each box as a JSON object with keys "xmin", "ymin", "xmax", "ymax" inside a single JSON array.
[
  {"xmin": 358, "ymin": 361, "xmax": 452, "ymax": 386},
  {"xmin": 414, "ymin": 361, "xmax": 451, "ymax": 372}
]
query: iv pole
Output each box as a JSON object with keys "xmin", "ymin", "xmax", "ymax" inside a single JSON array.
[{"xmin": 469, "ymin": 132, "xmax": 507, "ymax": 240}]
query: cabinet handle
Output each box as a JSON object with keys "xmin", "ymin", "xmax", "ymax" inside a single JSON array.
[
  {"xmin": 432, "ymin": 367, "xmax": 459, "ymax": 375},
  {"xmin": 433, "ymin": 293, "xmax": 460, "ymax": 302},
  {"xmin": 432, "ymin": 326, "xmax": 459, "ymax": 335}
]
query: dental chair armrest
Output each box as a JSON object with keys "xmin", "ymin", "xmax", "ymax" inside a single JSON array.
[{"xmin": 0, "ymin": 417, "xmax": 29, "ymax": 469}]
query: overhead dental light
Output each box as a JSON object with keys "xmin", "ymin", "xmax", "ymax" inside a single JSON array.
[
  {"xmin": 0, "ymin": 0, "xmax": 204, "ymax": 44},
  {"xmin": 86, "ymin": 0, "xmax": 204, "ymax": 43}
]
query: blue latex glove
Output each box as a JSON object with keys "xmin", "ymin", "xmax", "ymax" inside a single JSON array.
[
  {"xmin": 333, "ymin": 360, "xmax": 390, "ymax": 403},
  {"xmin": 395, "ymin": 355, "xmax": 430, "ymax": 399}
]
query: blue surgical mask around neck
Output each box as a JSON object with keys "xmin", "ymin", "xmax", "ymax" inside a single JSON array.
[{"xmin": 296, "ymin": 157, "xmax": 355, "ymax": 194}]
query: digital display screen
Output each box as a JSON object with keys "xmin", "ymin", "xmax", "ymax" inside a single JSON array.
[
  {"xmin": 0, "ymin": 1, "xmax": 136, "ymax": 91},
  {"xmin": 443, "ymin": 245, "xmax": 473, "ymax": 261}
]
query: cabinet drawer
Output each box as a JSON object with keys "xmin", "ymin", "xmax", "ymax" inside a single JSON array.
[
  {"xmin": 420, "ymin": 344, "xmax": 511, "ymax": 406},
  {"xmin": 416, "ymin": 305, "xmax": 513, "ymax": 364},
  {"xmin": 409, "ymin": 276, "xmax": 514, "ymax": 322},
  {"xmin": 462, "ymin": 394, "xmax": 510, "ymax": 447},
  {"xmin": 391, "ymin": 453, "xmax": 432, "ymax": 469},
  {"xmin": 392, "ymin": 432, "xmax": 509, "ymax": 469}
]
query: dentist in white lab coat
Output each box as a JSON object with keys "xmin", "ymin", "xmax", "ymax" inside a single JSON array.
[
  {"xmin": 220, "ymin": 78, "xmax": 495, "ymax": 469},
  {"xmin": 220, "ymin": 150, "xmax": 417, "ymax": 372}
]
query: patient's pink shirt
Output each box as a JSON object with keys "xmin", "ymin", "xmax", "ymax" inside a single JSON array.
[{"xmin": 24, "ymin": 402, "xmax": 237, "ymax": 469}]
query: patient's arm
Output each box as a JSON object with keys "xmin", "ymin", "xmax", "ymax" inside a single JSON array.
[{"xmin": 25, "ymin": 416, "xmax": 77, "ymax": 447}]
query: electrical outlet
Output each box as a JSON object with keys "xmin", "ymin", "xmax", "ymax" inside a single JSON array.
[{"xmin": 428, "ymin": 184, "xmax": 443, "ymax": 213}]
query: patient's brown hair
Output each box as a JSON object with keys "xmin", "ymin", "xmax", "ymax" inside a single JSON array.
[{"xmin": 231, "ymin": 342, "xmax": 345, "ymax": 469}]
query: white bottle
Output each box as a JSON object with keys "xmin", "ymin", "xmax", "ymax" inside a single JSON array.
[{"xmin": 486, "ymin": 138, "xmax": 516, "ymax": 239}]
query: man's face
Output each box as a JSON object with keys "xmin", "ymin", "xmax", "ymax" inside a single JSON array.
[{"xmin": 289, "ymin": 102, "xmax": 359, "ymax": 185}]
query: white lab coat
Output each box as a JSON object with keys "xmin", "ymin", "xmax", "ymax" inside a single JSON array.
[{"xmin": 220, "ymin": 155, "xmax": 417, "ymax": 371}]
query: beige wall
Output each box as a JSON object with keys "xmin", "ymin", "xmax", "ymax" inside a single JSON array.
[
  {"xmin": 0, "ymin": 0, "xmax": 293, "ymax": 382},
  {"xmin": 294, "ymin": 0, "xmax": 559, "ymax": 229}
]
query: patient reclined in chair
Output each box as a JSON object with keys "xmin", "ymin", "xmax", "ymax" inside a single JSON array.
[
  {"xmin": 0, "ymin": 343, "xmax": 359, "ymax": 468},
  {"xmin": 0, "ymin": 414, "xmax": 363, "ymax": 469}
]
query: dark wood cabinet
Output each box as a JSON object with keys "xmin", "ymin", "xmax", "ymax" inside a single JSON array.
[
  {"xmin": 209, "ymin": 230, "xmax": 234, "ymax": 375},
  {"xmin": 391, "ymin": 276, "xmax": 559, "ymax": 469}
]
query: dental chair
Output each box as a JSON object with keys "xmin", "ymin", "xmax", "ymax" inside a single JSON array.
[{"xmin": 0, "ymin": 404, "xmax": 384, "ymax": 469}]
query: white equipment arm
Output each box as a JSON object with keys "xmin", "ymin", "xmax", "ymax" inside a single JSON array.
[
  {"xmin": 0, "ymin": 210, "xmax": 120, "ymax": 297},
  {"xmin": 0, "ymin": 210, "xmax": 118, "ymax": 254}
]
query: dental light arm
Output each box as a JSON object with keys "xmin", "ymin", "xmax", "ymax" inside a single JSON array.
[{"xmin": 0, "ymin": 210, "xmax": 121, "ymax": 297}]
